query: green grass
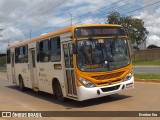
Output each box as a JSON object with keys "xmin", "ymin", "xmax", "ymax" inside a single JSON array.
[
  {"xmin": 132, "ymin": 60, "xmax": 160, "ymax": 66},
  {"xmin": 135, "ymin": 74, "xmax": 160, "ymax": 80},
  {"xmin": 0, "ymin": 70, "xmax": 6, "ymax": 73},
  {"xmin": 0, "ymin": 56, "xmax": 6, "ymax": 66}
]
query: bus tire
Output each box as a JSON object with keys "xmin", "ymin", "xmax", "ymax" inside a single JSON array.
[
  {"xmin": 19, "ymin": 76, "xmax": 25, "ymax": 91},
  {"xmin": 53, "ymin": 81, "xmax": 65, "ymax": 102}
]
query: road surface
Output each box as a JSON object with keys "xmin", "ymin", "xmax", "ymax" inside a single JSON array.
[
  {"xmin": 0, "ymin": 73, "xmax": 160, "ymax": 120},
  {"xmin": 0, "ymin": 66, "xmax": 6, "ymax": 71},
  {"xmin": 133, "ymin": 66, "xmax": 160, "ymax": 74}
]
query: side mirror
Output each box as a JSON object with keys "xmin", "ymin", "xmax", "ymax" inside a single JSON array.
[{"xmin": 72, "ymin": 43, "xmax": 77, "ymax": 54}]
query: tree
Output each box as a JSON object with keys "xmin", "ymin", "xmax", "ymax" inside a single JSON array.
[
  {"xmin": 107, "ymin": 11, "xmax": 149, "ymax": 49},
  {"xmin": 107, "ymin": 12, "xmax": 121, "ymax": 24},
  {"xmin": 147, "ymin": 45, "xmax": 158, "ymax": 49}
]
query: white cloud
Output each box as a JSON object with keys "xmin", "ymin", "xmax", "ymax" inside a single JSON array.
[
  {"xmin": 0, "ymin": 26, "xmax": 24, "ymax": 52},
  {"xmin": 147, "ymin": 35, "xmax": 160, "ymax": 47},
  {"xmin": 146, "ymin": 26, "xmax": 160, "ymax": 35},
  {"xmin": 134, "ymin": 8, "xmax": 160, "ymax": 34},
  {"xmin": 1, "ymin": 0, "xmax": 160, "ymax": 52},
  {"xmin": 0, "ymin": 26, "xmax": 24, "ymax": 41},
  {"xmin": 79, "ymin": 17, "xmax": 105, "ymax": 24},
  {"xmin": 0, "ymin": 0, "xmax": 68, "ymax": 46},
  {"xmin": 134, "ymin": 5, "xmax": 160, "ymax": 47}
]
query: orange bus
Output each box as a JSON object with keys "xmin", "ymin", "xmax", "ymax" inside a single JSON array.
[{"xmin": 6, "ymin": 24, "xmax": 134, "ymax": 101}]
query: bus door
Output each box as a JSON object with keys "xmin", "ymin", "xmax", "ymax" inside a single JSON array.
[
  {"xmin": 29, "ymin": 48, "xmax": 38, "ymax": 88},
  {"xmin": 11, "ymin": 53, "xmax": 16, "ymax": 84},
  {"xmin": 63, "ymin": 41, "xmax": 77, "ymax": 97}
]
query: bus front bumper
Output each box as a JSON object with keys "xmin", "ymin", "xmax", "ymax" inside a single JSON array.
[{"xmin": 77, "ymin": 77, "xmax": 134, "ymax": 101}]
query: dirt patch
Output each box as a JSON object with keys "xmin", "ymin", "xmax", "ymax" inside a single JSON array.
[{"xmin": 0, "ymin": 72, "xmax": 7, "ymax": 80}]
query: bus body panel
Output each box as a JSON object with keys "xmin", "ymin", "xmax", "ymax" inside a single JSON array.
[
  {"xmin": 7, "ymin": 64, "xmax": 12, "ymax": 81},
  {"xmin": 7, "ymin": 48, "xmax": 15, "ymax": 83},
  {"xmin": 14, "ymin": 63, "xmax": 32, "ymax": 88}
]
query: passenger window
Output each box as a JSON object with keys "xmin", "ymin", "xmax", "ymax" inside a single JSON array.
[
  {"xmin": 63, "ymin": 44, "xmax": 70, "ymax": 68},
  {"xmin": 39, "ymin": 39, "xmax": 50, "ymax": 62},
  {"xmin": 24, "ymin": 45, "xmax": 28, "ymax": 63},
  {"xmin": 7, "ymin": 49, "xmax": 11, "ymax": 64},
  {"xmin": 18, "ymin": 45, "xmax": 28, "ymax": 63},
  {"xmin": 37, "ymin": 42, "xmax": 40, "ymax": 62},
  {"xmin": 69, "ymin": 43, "xmax": 74, "ymax": 68},
  {"xmin": 19, "ymin": 46, "xmax": 24, "ymax": 63},
  {"xmin": 50, "ymin": 37, "xmax": 61, "ymax": 62},
  {"xmin": 15, "ymin": 47, "xmax": 20, "ymax": 63}
]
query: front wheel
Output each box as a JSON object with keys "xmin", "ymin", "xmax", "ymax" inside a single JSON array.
[{"xmin": 54, "ymin": 82, "xmax": 65, "ymax": 102}]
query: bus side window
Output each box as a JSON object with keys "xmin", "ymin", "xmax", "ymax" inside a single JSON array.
[
  {"xmin": 7, "ymin": 49, "xmax": 11, "ymax": 64},
  {"xmin": 15, "ymin": 47, "xmax": 20, "ymax": 63},
  {"xmin": 50, "ymin": 36, "xmax": 61, "ymax": 62},
  {"xmin": 19, "ymin": 46, "xmax": 24, "ymax": 63},
  {"xmin": 24, "ymin": 45, "xmax": 28, "ymax": 63},
  {"xmin": 39, "ymin": 39, "xmax": 50, "ymax": 62},
  {"xmin": 37, "ymin": 42, "xmax": 39, "ymax": 62}
]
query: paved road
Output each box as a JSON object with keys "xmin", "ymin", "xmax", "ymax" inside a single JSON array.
[
  {"xmin": 133, "ymin": 66, "xmax": 160, "ymax": 74},
  {"xmin": 0, "ymin": 73, "xmax": 160, "ymax": 120},
  {"xmin": 0, "ymin": 66, "xmax": 6, "ymax": 71}
]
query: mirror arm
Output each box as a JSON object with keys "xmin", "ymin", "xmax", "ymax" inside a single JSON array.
[{"xmin": 73, "ymin": 37, "xmax": 77, "ymax": 54}]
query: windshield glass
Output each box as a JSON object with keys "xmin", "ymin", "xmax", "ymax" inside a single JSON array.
[{"xmin": 77, "ymin": 38, "xmax": 130, "ymax": 72}]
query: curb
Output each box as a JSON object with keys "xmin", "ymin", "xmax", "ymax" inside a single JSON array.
[
  {"xmin": 133, "ymin": 65, "xmax": 160, "ymax": 67},
  {"xmin": 135, "ymin": 79, "xmax": 160, "ymax": 83}
]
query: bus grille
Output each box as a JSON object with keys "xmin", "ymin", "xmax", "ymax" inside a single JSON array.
[
  {"xmin": 97, "ymin": 79, "xmax": 122, "ymax": 85},
  {"xmin": 101, "ymin": 85, "xmax": 120, "ymax": 92},
  {"xmin": 91, "ymin": 71, "xmax": 125, "ymax": 80}
]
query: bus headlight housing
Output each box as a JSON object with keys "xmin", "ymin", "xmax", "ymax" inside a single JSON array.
[
  {"xmin": 78, "ymin": 78, "xmax": 95, "ymax": 88},
  {"xmin": 124, "ymin": 70, "xmax": 133, "ymax": 81}
]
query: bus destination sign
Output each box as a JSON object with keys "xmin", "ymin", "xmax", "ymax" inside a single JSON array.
[{"xmin": 74, "ymin": 27, "xmax": 126, "ymax": 38}]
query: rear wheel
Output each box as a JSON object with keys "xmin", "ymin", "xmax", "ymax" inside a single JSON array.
[
  {"xmin": 54, "ymin": 81, "xmax": 65, "ymax": 102},
  {"xmin": 19, "ymin": 76, "xmax": 25, "ymax": 91}
]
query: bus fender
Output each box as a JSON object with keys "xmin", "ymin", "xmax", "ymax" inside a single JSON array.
[{"xmin": 52, "ymin": 78, "xmax": 66, "ymax": 97}]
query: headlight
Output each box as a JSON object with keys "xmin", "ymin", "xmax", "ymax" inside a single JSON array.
[
  {"xmin": 78, "ymin": 78, "xmax": 95, "ymax": 88},
  {"xmin": 124, "ymin": 70, "xmax": 133, "ymax": 81}
]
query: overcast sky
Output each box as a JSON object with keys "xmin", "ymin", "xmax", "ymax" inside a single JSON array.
[{"xmin": 0, "ymin": 0, "xmax": 160, "ymax": 53}]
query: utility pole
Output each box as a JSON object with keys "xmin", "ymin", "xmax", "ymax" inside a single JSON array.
[
  {"xmin": 8, "ymin": 39, "xmax": 10, "ymax": 46},
  {"xmin": 0, "ymin": 29, "xmax": 3, "ymax": 37}
]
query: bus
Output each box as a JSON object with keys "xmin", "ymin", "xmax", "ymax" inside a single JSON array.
[{"xmin": 6, "ymin": 24, "xmax": 134, "ymax": 101}]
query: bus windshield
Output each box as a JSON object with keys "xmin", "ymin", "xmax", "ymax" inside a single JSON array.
[{"xmin": 76, "ymin": 38, "xmax": 130, "ymax": 72}]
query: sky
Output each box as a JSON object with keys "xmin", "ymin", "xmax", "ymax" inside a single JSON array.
[{"xmin": 0, "ymin": 0, "xmax": 160, "ymax": 53}]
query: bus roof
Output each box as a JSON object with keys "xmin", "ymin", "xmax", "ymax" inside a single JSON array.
[
  {"xmin": 73, "ymin": 24, "xmax": 122, "ymax": 28},
  {"xmin": 7, "ymin": 24, "xmax": 122, "ymax": 49}
]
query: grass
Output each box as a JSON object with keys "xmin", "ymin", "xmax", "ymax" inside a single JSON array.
[
  {"xmin": 0, "ymin": 56, "xmax": 6, "ymax": 66},
  {"xmin": 134, "ymin": 74, "xmax": 160, "ymax": 80},
  {"xmin": 0, "ymin": 70, "xmax": 6, "ymax": 73},
  {"xmin": 132, "ymin": 60, "xmax": 160, "ymax": 66}
]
